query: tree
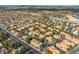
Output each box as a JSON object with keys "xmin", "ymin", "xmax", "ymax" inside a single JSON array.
[
  {"xmin": 0, "ymin": 32, "xmax": 7, "ymax": 42},
  {"xmin": 15, "ymin": 46, "xmax": 26, "ymax": 54},
  {"xmin": 8, "ymin": 41, "xmax": 15, "ymax": 48},
  {"xmin": 25, "ymin": 36, "xmax": 33, "ymax": 44}
]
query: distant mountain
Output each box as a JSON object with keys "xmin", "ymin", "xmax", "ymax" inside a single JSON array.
[{"xmin": 0, "ymin": 5, "xmax": 79, "ymax": 9}]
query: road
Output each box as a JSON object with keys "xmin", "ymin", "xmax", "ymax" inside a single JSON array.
[
  {"xmin": 0, "ymin": 26, "xmax": 43, "ymax": 54},
  {"xmin": 1, "ymin": 24, "xmax": 79, "ymax": 54},
  {"xmin": 68, "ymin": 45, "xmax": 79, "ymax": 54}
]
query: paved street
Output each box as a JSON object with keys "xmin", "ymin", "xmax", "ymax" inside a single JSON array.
[{"xmin": 0, "ymin": 26, "xmax": 42, "ymax": 54}]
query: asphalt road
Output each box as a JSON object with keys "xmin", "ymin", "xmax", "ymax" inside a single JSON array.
[
  {"xmin": 1, "ymin": 25, "xmax": 79, "ymax": 54},
  {"xmin": 0, "ymin": 26, "xmax": 43, "ymax": 54}
]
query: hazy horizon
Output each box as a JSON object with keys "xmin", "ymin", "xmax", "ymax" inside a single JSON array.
[{"xmin": 0, "ymin": 5, "xmax": 79, "ymax": 9}]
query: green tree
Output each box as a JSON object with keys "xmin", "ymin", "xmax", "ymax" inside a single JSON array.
[{"xmin": 0, "ymin": 32, "xmax": 7, "ymax": 42}]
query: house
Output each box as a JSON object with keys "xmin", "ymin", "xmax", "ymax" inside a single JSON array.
[
  {"xmin": 56, "ymin": 42, "xmax": 70, "ymax": 52},
  {"xmin": 39, "ymin": 27, "xmax": 46, "ymax": 33},
  {"xmin": 47, "ymin": 46, "xmax": 60, "ymax": 54},
  {"xmin": 39, "ymin": 34, "xmax": 45, "ymax": 39},
  {"xmin": 72, "ymin": 37, "xmax": 79, "ymax": 44},
  {"xmin": 29, "ymin": 27, "xmax": 34, "ymax": 31},
  {"xmin": 45, "ymin": 32, "xmax": 52, "ymax": 36},
  {"xmin": 60, "ymin": 32, "xmax": 66, "ymax": 38},
  {"xmin": 72, "ymin": 28, "xmax": 79, "ymax": 36},
  {"xmin": 14, "ymin": 31, "xmax": 20, "ymax": 36},
  {"xmin": 31, "ymin": 39, "xmax": 41, "ymax": 49},
  {"xmin": 21, "ymin": 35, "xmax": 28, "ymax": 41},
  {"xmin": 53, "ymin": 35, "xmax": 61, "ymax": 39},
  {"xmin": 45, "ymin": 36, "xmax": 53, "ymax": 43},
  {"xmin": 62, "ymin": 39, "xmax": 75, "ymax": 47}
]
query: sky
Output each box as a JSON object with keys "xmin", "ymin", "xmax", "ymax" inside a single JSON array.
[{"xmin": 0, "ymin": 0, "xmax": 79, "ymax": 5}]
